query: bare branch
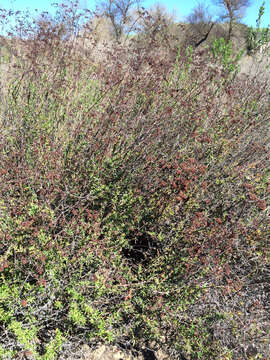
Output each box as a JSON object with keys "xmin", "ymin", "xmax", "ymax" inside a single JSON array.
[{"xmin": 212, "ymin": 0, "xmax": 252, "ymax": 42}]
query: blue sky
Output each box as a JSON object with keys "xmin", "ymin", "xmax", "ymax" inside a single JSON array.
[{"xmin": 1, "ymin": 0, "xmax": 270, "ymax": 27}]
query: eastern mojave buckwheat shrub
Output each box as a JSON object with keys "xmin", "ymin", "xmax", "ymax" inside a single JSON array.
[{"xmin": 0, "ymin": 2, "xmax": 269, "ymax": 359}]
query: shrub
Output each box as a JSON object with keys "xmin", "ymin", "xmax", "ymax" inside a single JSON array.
[
  {"xmin": 0, "ymin": 2, "xmax": 269, "ymax": 359},
  {"xmin": 246, "ymin": 2, "xmax": 270, "ymax": 54}
]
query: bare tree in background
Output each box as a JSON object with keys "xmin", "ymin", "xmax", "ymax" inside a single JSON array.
[
  {"xmin": 136, "ymin": 3, "xmax": 177, "ymax": 44},
  {"xmin": 212, "ymin": 0, "xmax": 251, "ymax": 42},
  {"xmin": 96, "ymin": 0, "xmax": 142, "ymax": 42},
  {"xmin": 186, "ymin": 2, "xmax": 215, "ymax": 48}
]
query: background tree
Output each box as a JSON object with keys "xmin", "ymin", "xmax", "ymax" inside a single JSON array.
[
  {"xmin": 134, "ymin": 3, "xmax": 179, "ymax": 50},
  {"xmin": 186, "ymin": 2, "xmax": 215, "ymax": 48},
  {"xmin": 212, "ymin": 0, "xmax": 252, "ymax": 42},
  {"xmin": 96, "ymin": 0, "xmax": 142, "ymax": 42}
]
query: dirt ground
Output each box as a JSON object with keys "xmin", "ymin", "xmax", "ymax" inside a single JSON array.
[
  {"xmin": 58, "ymin": 343, "xmax": 169, "ymax": 360},
  {"xmin": 238, "ymin": 48, "xmax": 270, "ymax": 80}
]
